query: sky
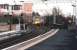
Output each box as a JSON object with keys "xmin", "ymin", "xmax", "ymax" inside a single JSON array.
[
  {"xmin": 0, "ymin": 0, "xmax": 74, "ymax": 4},
  {"xmin": 32, "ymin": 0, "xmax": 77, "ymax": 16},
  {"xmin": 0, "ymin": 0, "xmax": 77, "ymax": 16}
]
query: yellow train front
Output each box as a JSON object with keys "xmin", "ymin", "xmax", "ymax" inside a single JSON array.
[{"xmin": 33, "ymin": 16, "xmax": 42, "ymax": 29}]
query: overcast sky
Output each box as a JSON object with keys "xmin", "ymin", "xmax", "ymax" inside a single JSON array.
[
  {"xmin": 0, "ymin": 0, "xmax": 77, "ymax": 16},
  {"xmin": 0, "ymin": 0, "xmax": 75, "ymax": 4}
]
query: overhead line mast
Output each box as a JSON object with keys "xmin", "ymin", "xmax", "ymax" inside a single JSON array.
[{"xmin": 72, "ymin": 0, "xmax": 77, "ymax": 24}]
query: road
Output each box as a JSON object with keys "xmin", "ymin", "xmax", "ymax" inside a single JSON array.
[{"xmin": 27, "ymin": 29, "xmax": 77, "ymax": 50}]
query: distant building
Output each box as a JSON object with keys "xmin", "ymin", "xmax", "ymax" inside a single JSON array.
[
  {"xmin": 0, "ymin": 4, "xmax": 9, "ymax": 15},
  {"xmin": 0, "ymin": 4, "xmax": 22, "ymax": 16},
  {"xmin": 0, "ymin": 4, "xmax": 9, "ymax": 9},
  {"xmin": 21, "ymin": 2, "xmax": 32, "ymax": 24},
  {"xmin": 0, "ymin": 2, "xmax": 33, "ymax": 25},
  {"xmin": 11, "ymin": 5, "xmax": 22, "ymax": 16}
]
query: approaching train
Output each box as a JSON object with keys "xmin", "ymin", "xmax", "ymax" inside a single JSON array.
[{"xmin": 33, "ymin": 14, "xmax": 75, "ymax": 29}]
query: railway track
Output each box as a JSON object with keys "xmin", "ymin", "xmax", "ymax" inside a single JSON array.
[{"xmin": 0, "ymin": 26, "xmax": 51, "ymax": 49}]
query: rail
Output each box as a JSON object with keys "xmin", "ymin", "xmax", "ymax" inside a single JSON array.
[{"xmin": 2, "ymin": 29, "xmax": 59, "ymax": 50}]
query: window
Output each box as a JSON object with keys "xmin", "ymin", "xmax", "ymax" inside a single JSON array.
[
  {"xmin": 12, "ymin": 5, "xmax": 21, "ymax": 10},
  {"xmin": 0, "ymin": 4, "xmax": 9, "ymax": 10}
]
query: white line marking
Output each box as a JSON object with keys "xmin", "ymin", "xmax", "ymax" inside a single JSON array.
[
  {"xmin": 19, "ymin": 29, "xmax": 59, "ymax": 50},
  {"xmin": 0, "ymin": 30, "xmax": 17, "ymax": 35},
  {"xmin": 2, "ymin": 29, "xmax": 59, "ymax": 50}
]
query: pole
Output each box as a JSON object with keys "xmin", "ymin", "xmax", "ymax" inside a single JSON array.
[
  {"xmin": 8, "ymin": 5, "xmax": 12, "ymax": 31},
  {"xmin": 20, "ymin": 1, "xmax": 24, "ymax": 30},
  {"xmin": 72, "ymin": 0, "xmax": 77, "ymax": 24},
  {"xmin": 18, "ymin": 16, "xmax": 21, "ymax": 29},
  {"xmin": 53, "ymin": 0, "xmax": 57, "ymax": 24},
  {"xmin": 53, "ymin": 13, "xmax": 56, "ymax": 24},
  {"xmin": 9, "ymin": 15, "xmax": 12, "ymax": 30}
]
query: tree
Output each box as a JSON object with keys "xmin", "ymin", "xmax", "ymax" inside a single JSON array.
[
  {"xmin": 52, "ymin": 7, "xmax": 62, "ymax": 16},
  {"xmin": 52, "ymin": 7, "xmax": 63, "ymax": 24}
]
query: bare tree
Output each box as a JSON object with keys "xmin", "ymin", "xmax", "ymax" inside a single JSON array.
[
  {"xmin": 52, "ymin": 7, "xmax": 62, "ymax": 16},
  {"xmin": 52, "ymin": 7, "xmax": 63, "ymax": 24}
]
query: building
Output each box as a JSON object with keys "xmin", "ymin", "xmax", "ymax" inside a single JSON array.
[
  {"xmin": 11, "ymin": 5, "xmax": 22, "ymax": 16},
  {"xmin": 0, "ymin": 4, "xmax": 22, "ymax": 16},
  {"xmin": 0, "ymin": 4, "xmax": 9, "ymax": 16},
  {"xmin": 21, "ymin": 2, "xmax": 32, "ymax": 24}
]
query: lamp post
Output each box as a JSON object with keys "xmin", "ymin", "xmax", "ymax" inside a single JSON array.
[
  {"xmin": 13, "ymin": 0, "xmax": 24, "ymax": 31},
  {"xmin": 13, "ymin": 0, "xmax": 20, "ymax": 31},
  {"xmin": 19, "ymin": 1, "xmax": 25, "ymax": 30},
  {"xmin": 72, "ymin": 0, "xmax": 77, "ymax": 24},
  {"xmin": 8, "ymin": 5, "xmax": 12, "ymax": 31},
  {"xmin": 53, "ymin": 0, "xmax": 57, "ymax": 24}
]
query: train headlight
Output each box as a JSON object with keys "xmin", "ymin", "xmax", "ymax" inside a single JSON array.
[
  {"xmin": 68, "ymin": 20, "xmax": 72, "ymax": 23},
  {"xmin": 33, "ymin": 17, "xmax": 41, "ymax": 24},
  {"xmin": 34, "ymin": 21, "xmax": 40, "ymax": 24}
]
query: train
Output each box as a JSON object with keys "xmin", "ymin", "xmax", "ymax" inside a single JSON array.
[{"xmin": 32, "ymin": 14, "xmax": 75, "ymax": 29}]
